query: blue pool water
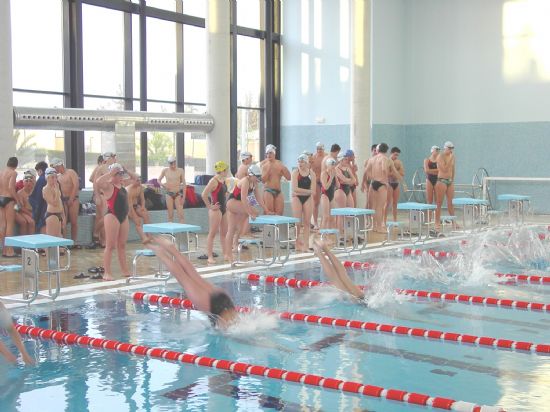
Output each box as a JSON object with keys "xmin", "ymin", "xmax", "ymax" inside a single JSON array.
[{"xmin": 2, "ymin": 226, "xmax": 550, "ymax": 411}]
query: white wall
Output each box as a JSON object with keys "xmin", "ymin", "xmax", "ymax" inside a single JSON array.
[
  {"xmin": 371, "ymin": 0, "xmax": 406, "ymax": 124},
  {"xmin": 404, "ymin": 0, "xmax": 550, "ymax": 124}
]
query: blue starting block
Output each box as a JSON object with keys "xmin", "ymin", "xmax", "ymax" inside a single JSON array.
[
  {"xmin": 397, "ymin": 202, "xmax": 437, "ymax": 243},
  {"xmin": 3, "ymin": 234, "xmax": 73, "ymax": 304},
  {"xmin": 497, "ymin": 194, "xmax": 531, "ymax": 225},
  {"xmin": 330, "ymin": 208, "xmax": 374, "ymax": 253},
  {"xmin": 452, "ymin": 198, "xmax": 489, "ymax": 231}
]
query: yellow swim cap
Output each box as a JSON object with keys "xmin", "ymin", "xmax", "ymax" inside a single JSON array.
[{"xmin": 214, "ymin": 161, "xmax": 228, "ymax": 172}]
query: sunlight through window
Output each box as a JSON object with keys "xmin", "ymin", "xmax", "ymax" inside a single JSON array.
[
  {"xmin": 503, "ymin": 0, "xmax": 550, "ymax": 82},
  {"xmin": 301, "ymin": 0, "xmax": 310, "ymax": 45}
]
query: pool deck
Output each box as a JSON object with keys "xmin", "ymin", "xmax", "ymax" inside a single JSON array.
[{"xmin": 1, "ymin": 212, "xmax": 549, "ymax": 305}]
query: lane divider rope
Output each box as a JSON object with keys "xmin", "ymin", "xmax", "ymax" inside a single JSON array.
[
  {"xmin": 131, "ymin": 292, "xmax": 550, "ymax": 356},
  {"xmin": 342, "ymin": 259, "xmax": 550, "ymax": 286},
  {"xmin": 246, "ymin": 274, "xmax": 550, "ymax": 313},
  {"xmin": 13, "ymin": 324, "xmax": 504, "ymax": 412}
]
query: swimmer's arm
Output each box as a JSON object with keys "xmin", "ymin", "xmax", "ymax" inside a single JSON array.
[
  {"xmin": 282, "ymin": 165, "xmax": 291, "ymax": 181},
  {"xmin": 95, "ymin": 169, "xmax": 115, "ymax": 191},
  {"xmin": 0, "ymin": 341, "xmax": 16, "ymax": 363},
  {"xmin": 397, "ymin": 160, "xmax": 405, "ymax": 178},
  {"xmin": 388, "ymin": 159, "xmax": 404, "ymax": 182},
  {"xmin": 201, "ymin": 178, "xmax": 217, "ymax": 208},
  {"xmin": 260, "ymin": 161, "xmax": 271, "ymax": 183},
  {"xmin": 157, "ymin": 169, "xmax": 166, "ymax": 188},
  {"xmin": 69, "ymin": 170, "xmax": 79, "ymax": 201},
  {"xmin": 309, "ymin": 170, "xmax": 317, "ymax": 195},
  {"xmin": 291, "ymin": 170, "xmax": 311, "ymax": 196},
  {"xmin": 8, "ymin": 172, "xmax": 18, "ymax": 202},
  {"xmin": 6, "ymin": 324, "xmax": 34, "ymax": 365},
  {"xmin": 89, "ymin": 166, "xmax": 97, "ymax": 183},
  {"xmin": 180, "ymin": 170, "xmax": 186, "ymax": 204},
  {"xmin": 253, "ymin": 184, "xmax": 270, "ymax": 214}
]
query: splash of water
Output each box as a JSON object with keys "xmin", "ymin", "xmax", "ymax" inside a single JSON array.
[{"xmin": 224, "ymin": 310, "xmax": 279, "ymax": 336}]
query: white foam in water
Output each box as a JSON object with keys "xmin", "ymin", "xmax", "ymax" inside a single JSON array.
[
  {"xmin": 224, "ymin": 310, "xmax": 279, "ymax": 336},
  {"xmin": 294, "ymin": 286, "xmax": 349, "ymax": 310}
]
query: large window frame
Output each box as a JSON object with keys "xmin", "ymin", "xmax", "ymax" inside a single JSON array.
[{"xmin": 11, "ymin": 0, "xmax": 281, "ymax": 182}]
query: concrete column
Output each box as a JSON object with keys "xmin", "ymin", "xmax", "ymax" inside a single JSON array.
[
  {"xmin": 205, "ymin": 0, "xmax": 231, "ymax": 174},
  {"xmin": 0, "ymin": 1, "xmax": 16, "ymax": 166},
  {"xmin": 350, "ymin": 0, "xmax": 371, "ymax": 208}
]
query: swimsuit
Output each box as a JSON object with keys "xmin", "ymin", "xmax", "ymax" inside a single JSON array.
[
  {"xmin": 45, "ymin": 212, "xmax": 63, "ymax": 222},
  {"xmin": 0, "ymin": 196, "xmax": 14, "ymax": 208},
  {"xmin": 210, "ymin": 180, "xmax": 227, "ymax": 215},
  {"xmin": 208, "ymin": 291, "xmax": 235, "ymax": 327},
  {"xmin": 339, "ymin": 170, "xmax": 352, "ymax": 196},
  {"xmin": 265, "ymin": 187, "xmax": 281, "ymax": 198},
  {"xmin": 426, "ymin": 160, "xmax": 438, "ymax": 186},
  {"xmin": 438, "ymin": 178, "xmax": 453, "ymax": 187},
  {"xmin": 297, "ymin": 172, "xmax": 312, "ymax": 205},
  {"xmin": 371, "ymin": 180, "xmax": 385, "ymax": 191},
  {"xmin": 166, "ymin": 190, "xmax": 182, "ymax": 200},
  {"xmin": 229, "ymin": 184, "xmax": 254, "ymax": 202},
  {"xmin": 106, "ymin": 186, "xmax": 129, "ymax": 223},
  {"xmin": 321, "ymin": 175, "xmax": 337, "ymax": 202},
  {"xmin": 389, "ymin": 182, "xmax": 399, "ymax": 190}
]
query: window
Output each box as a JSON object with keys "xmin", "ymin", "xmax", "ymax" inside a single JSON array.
[
  {"xmin": 237, "ymin": 0, "xmax": 264, "ymax": 30},
  {"xmin": 146, "ymin": 17, "xmax": 177, "ymax": 102},
  {"xmin": 183, "ymin": 25, "xmax": 206, "ymax": 104},
  {"xmin": 13, "ymin": 93, "xmax": 65, "ymax": 169},
  {"xmin": 82, "ymin": 5, "xmax": 125, "ymax": 97},
  {"xmin": 237, "ymin": 36, "xmax": 263, "ymax": 108},
  {"xmin": 237, "ymin": 109, "xmax": 261, "ymax": 161},
  {"xmin": 11, "ymin": 0, "xmax": 63, "ymax": 93}
]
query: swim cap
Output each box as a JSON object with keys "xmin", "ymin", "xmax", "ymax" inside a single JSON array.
[
  {"xmin": 45, "ymin": 167, "xmax": 57, "ymax": 176},
  {"xmin": 214, "ymin": 160, "xmax": 229, "ymax": 173},
  {"xmin": 102, "ymin": 151, "xmax": 116, "ymax": 159},
  {"xmin": 344, "ymin": 149, "xmax": 354, "ymax": 158},
  {"xmin": 248, "ymin": 163, "xmax": 262, "ymax": 177},
  {"xmin": 297, "ymin": 154, "xmax": 309, "ymax": 163},
  {"xmin": 25, "ymin": 169, "xmax": 37, "ymax": 177},
  {"xmin": 50, "ymin": 158, "xmax": 64, "ymax": 167},
  {"xmin": 265, "ymin": 144, "xmax": 277, "ymax": 154},
  {"xmin": 240, "ymin": 151, "xmax": 252, "ymax": 160},
  {"xmin": 316, "ymin": 142, "xmax": 324, "ymax": 149},
  {"xmin": 302, "ymin": 150, "xmax": 313, "ymax": 157},
  {"xmin": 444, "ymin": 141, "xmax": 455, "ymax": 149},
  {"xmin": 325, "ymin": 158, "xmax": 337, "ymax": 166},
  {"xmin": 431, "ymin": 145, "xmax": 440, "ymax": 152},
  {"xmin": 167, "ymin": 155, "xmax": 176, "ymax": 163},
  {"xmin": 108, "ymin": 163, "xmax": 124, "ymax": 173}
]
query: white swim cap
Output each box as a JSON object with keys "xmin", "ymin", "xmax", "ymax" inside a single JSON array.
[
  {"xmin": 325, "ymin": 158, "xmax": 337, "ymax": 166},
  {"xmin": 297, "ymin": 154, "xmax": 309, "ymax": 163},
  {"xmin": 108, "ymin": 163, "xmax": 124, "ymax": 173},
  {"xmin": 50, "ymin": 158, "xmax": 64, "ymax": 167},
  {"xmin": 167, "ymin": 155, "xmax": 176, "ymax": 163},
  {"xmin": 248, "ymin": 163, "xmax": 262, "ymax": 177},
  {"xmin": 265, "ymin": 144, "xmax": 277, "ymax": 154},
  {"xmin": 431, "ymin": 145, "xmax": 440, "ymax": 152},
  {"xmin": 444, "ymin": 141, "xmax": 455, "ymax": 149},
  {"xmin": 45, "ymin": 167, "xmax": 57, "ymax": 176}
]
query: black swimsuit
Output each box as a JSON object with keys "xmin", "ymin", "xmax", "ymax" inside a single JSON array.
[
  {"xmin": 106, "ymin": 186, "xmax": 129, "ymax": 223},
  {"xmin": 0, "ymin": 196, "xmax": 14, "ymax": 208},
  {"xmin": 322, "ymin": 175, "xmax": 337, "ymax": 202},
  {"xmin": 339, "ymin": 170, "xmax": 352, "ymax": 196},
  {"xmin": 371, "ymin": 180, "xmax": 385, "ymax": 191},
  {"xmin": 297, "ymin": 172, "xmax": 312, "ymax": 205},
  {"xmin": 229, "ymin": 183, "xmax": 253, "ymax": 202},
  {"xmin": 45, "ymin": 212, "xmax": 63, "ymax": 222},
  {"xmin": 426, "ymin": 160, "xmax": 438, "ymax": 186}
]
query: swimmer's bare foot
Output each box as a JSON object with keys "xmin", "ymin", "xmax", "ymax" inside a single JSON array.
[
  {"xmin": 207, "ymin": 258, "xmax": 216, "ymax": 265},
  {"xmin": 102, "ymin": 275, "xmax": 114, "ymax": 281},
  {"xmin": 224, "ymin": 255, "xmax": 233, "ymax": 263}
]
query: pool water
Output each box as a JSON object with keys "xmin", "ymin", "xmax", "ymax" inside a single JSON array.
[{"xmin": 2, "ymin": 226, "xmax": 550, "ymax": 411}]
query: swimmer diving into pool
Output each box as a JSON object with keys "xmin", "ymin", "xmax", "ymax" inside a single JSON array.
[
  {"xmin": 146, "ymin": 237, "xmax": 238, "ymax": 329},
  {"xmin": 0, "ymin": 302, "xmax": 34, "ymax": 365},
  {"xmin": 312, "ymin": 238, "xmax": 365, "ymax": 301}
]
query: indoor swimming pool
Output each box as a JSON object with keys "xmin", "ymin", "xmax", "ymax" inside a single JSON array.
[{"xmin": 2, "ymin": 226, "xmax": 550, "ymax": 411}]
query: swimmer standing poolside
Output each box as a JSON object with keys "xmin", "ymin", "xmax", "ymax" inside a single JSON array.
[
  {"xmin": 0, "ymin": 302, "xmax": 34, "ymax": 365},
  {"xmin": 424, "ymin": 145, "xmax": 440, "ymax": 222},
  {"xmin": 158, "ymin": 156, "xmax": 186, "ymax": 223},
  {"xmin": 42, "ymin": 168, "xmax": 64, "ymax": 238},
  {"xmin": 312, "ymin": 238, "xmax": 364, "ymax": 301},
  {"xmin": 0, "ymin": 157, "xmax": 19, "ymax": 257},
  {"xmin": 434, "ymin": 141, "xmax": 456, "ymax": 232},
  {"xmin": 96, "ymin": 163, "xmax": 135, "ymax": 281},
  {"xmin": 260, "ymin": 145, "xmax": 291, "ymax": 215},
  {"xmin": 311, "ymin": 142, "xmax": 326, "ymax": 229},
  {"xmin": 147, "ymin": 237, "xmax": 238, "ymax": 329}
]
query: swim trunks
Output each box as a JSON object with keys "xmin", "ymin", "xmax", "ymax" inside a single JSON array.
[
  {"xmin": 0, "ymin": 196, "xmax": 14, "ymax": 208},
  {"xmin": 438, "ymin": 178, "xmax": 453, "ymax": 187}
]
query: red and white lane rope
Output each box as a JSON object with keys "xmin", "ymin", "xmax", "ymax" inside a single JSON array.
[
  {"xmin": 494, "ymin": 272, "xmax": 550, "ymax": 285},
  {"xmin": 342, "ymin": 259, "xmax": 550, "ymax": 286},
  {"xmin": 246, "ymin": 274, "xmax": 550, "ymax": 313},
  {"xmin": 132, "ymin": 292, "xmax": 550, "ymax": 355},
  {"xmin": 401, "ymin": 248, "xmax": 459, "ymax": 258},
  {"xmin": 14, "ymin": 324, "xmax": 504, "ymax": 412}
]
